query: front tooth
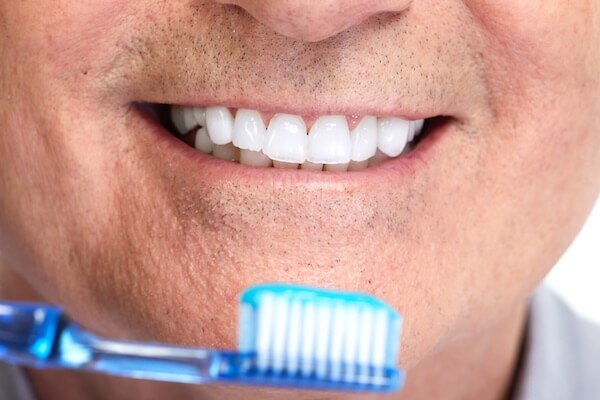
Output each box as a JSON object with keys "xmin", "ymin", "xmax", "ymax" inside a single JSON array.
[
  {"xmin": 193, "ymin": 107, "xmax": 206, "ymax": 126},
  {"xmin": 206, "ymin": 106, "xmax": 234, "ymax": 145},
  {"xmin": 240, "ymin": 149, "xmax": 272, "ymax": 168},
  {"xmin": 307, "ymin": 116, "xmax": 351, "ymax": 165},
  {"xmin": 213, "ymin": 143, "xmax": 239, "ymax": 161},
  {"xmin": 348, "ymin": 160, "xmax": 369, "ymax": 171},
  {"xmin": 377, "ymin": 117, "xmax": 410, "ymax": 157},
  {"xmin": 350, "ymin": 116, "xmax": 377, "ymax": 162},
  {"xmin": 325, "ymin": 163, "xmax": 349, "ymax": 172},
  {"xmin": 301, "ymin": 161, "xmax": 323, "ymax": 171},
  {"xmin": 233, "ymin": 109, "xmax": 266, "ymax": 152},
  {"xmin": 171, "ymin": 105, "xmax": 198, "ymax": 135},
  {"xmin": 263, "ymin": 114, "xmax": 307, "ymax": 164},
  {"xmin": 273, "ymin": 161, "xmax": 299, "ymax": 169},
  {"xmin": 194, "ymin": 127, "xmax": 214, "ymax": 154}
]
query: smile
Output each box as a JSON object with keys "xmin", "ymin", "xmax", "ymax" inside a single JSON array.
[{"xmin": 154, "ymin": 105, "xmax": 437, "ymax": 172}]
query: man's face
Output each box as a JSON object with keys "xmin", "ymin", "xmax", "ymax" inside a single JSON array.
[{"xmin": 0, "ymin": 0, "xmax": 598, "ymax": 374}]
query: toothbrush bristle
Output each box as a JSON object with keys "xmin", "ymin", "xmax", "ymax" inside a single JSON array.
[{"xmin": 238, "ymin": 284, "xmax": 402, "ymax": 388}]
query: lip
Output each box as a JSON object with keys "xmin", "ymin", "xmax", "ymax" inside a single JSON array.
[{"xmin": 134, "ymin": 104, "xmax": 453, "ymax": 188}]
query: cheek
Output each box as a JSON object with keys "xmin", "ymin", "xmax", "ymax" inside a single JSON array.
[
  {"xmin": 0, "ymin": 0, "xmax": 146, "ymax": 110},
  {"xmin": 455, "ymin": 107, "xmax": 600, "ymax": 334},
  {"xmin": 465, "ymin": 1, "xmax": 591, "ymax": 53},
  {"xmin": 465, "ymin": 0, "xmax": 597, "ymax": 117}
]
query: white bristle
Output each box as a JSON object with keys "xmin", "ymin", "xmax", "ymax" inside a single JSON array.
[
  {"xmin": 239, "ymin": 285, "xmax": 401, "ymax": 387},
  {"xmin": 286, "ymin": 300, "xmax": 303, "ymax": 374},
  {"xmin": 238, "ymin": 303, "xmax": 254, "ymax": 353},
  {"xmin": 256, "ymin": 293, "xmax": 275, "ymax": 371},
  {"xmin": 301, "ymin": 302, "xmax": 316, "ymax": 376},
  {"xmin": 315, "ymin": 304, "xmax": 332, "ymax": 378},
  {"xmin": 387, "ymin": 318, "xmax": 402, "ymax": 368},
  {"xmin": 357, "ymin": 308, "xmax": 374, "ymax": 383},
  {"xmin": 343, "ymin": 306, "xmax": 360, "ymax": 381},
  {"xmin": 329, "ymin": 302, "xmax": 346, "ymax": 380},
  {"xmin": 272, "ymin": 297, "xmax": 289, "ymax": 372},
  {"xmin": 372, "ymin": 309, "xmax": 389, "ymax": 376}
]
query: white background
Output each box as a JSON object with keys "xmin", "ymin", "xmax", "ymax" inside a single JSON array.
[{"xmin": 545, "ymin": 198, "xmax": 600, "ymax": 324}]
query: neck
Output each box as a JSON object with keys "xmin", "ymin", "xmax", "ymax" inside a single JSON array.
[{"xmin": 1, "ymin": 264, "xmax": 526, "ymax": 400}]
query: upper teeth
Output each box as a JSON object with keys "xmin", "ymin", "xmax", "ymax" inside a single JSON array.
[
  {"xmin": 377, "ymin": 117, "xmax": 411, "ymax": 158},
  {"xmin": 206, "ymin": 106, "xmax": 235, "ymax": 145},
  {"xmin": 350, "ymin": 116, "xmax": 378, "ymax": 162},
  {"xmin": 306, "ymin": 115, "xmax": 352, "ymax": 164},
  {"xmin": 232, "ymin": 109, "xmax": 266, "ymax": 152},
  {"xmin": 264, "ymin": 113, "xmax": 308, "ymax": 164},
  {"xmin": 170, "ymin": 105, "xmax": 425, "ymax": 170}
]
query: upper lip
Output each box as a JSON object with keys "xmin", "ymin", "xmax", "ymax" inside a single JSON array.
[
  {"xmin": 122, "ymin": 48, "xmax": 459, "ymax": 123},
  {"xmin": 125, "ymin": 56, "xmax": 459, "ymax": 124}
]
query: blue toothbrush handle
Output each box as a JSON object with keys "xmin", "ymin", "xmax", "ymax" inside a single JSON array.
[
  {"xmin": 0, "ymin": 302, "xmax": 250, "ymax": 384},
  {"xmin": 55, "ymin": 325, "xmax": 252, "ymax": 384}
]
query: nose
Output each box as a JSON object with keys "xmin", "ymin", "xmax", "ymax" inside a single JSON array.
[{"xmin": 214, "ymin": 0, "xmax": 412, "ymax": 42}]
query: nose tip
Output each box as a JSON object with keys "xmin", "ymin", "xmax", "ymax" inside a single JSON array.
[{"xmin": 215, "ymin": 0, "xmax": 412, "ymax": 42}]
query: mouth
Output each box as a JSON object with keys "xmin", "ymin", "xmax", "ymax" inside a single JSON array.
[{"xmin": 144, "ymin": 103, "xmax": 447, "ymax": 172}]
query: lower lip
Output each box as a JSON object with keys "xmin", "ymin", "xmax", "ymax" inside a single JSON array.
[{"xmin": 136, "ymin": 107, "xmax": 453, "ymax": 188}]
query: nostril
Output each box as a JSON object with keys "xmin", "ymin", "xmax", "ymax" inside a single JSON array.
[{"xmin": 213, "ymin": 0, "xmax": 412, "ymax": 42}]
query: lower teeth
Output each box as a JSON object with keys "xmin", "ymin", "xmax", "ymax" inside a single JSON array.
[{"xmin": 184, "ymin": 129, "xmax": 411, "ymax": 171}]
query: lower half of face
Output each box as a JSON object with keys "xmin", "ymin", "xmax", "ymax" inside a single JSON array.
[{"xmin": 0, "ymin": 0, "xmax": 598, "ymax": 372}]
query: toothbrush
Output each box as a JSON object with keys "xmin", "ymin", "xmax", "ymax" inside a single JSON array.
[{"xmin": 0, "ymin": 284, "xmax": 404, "ymax": 392}]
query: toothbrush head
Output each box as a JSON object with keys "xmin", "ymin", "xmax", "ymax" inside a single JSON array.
[{"xmin": 236, "ymin": 283, "xmax": 404, "ymax": 392}]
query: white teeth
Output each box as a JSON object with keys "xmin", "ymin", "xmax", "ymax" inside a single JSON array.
[
  {"xmin": 408, "ymin": 119, "xmax": 425, "ymax": 142},
  {"xmin": 239, "ymin": 149, "xmax": 272, "ymax": 168},
  {"xmin": 350, "ymin": 116, "xmax": 378, "ymax": 162},
  {"xmin": 407, "ymin": 121, "xmax": 416, "ymax": 143},
  {"xmin": 325, "ymin": 163, "xmax": 349, "ymax": 172},
  {"xmin": 307, "ymin": 116, "xmax": 352, "ymax": 165},
  {"xmin": 301, "ymin": 161, "xmax": 324, "ymax": 171},
  {"xmin": 206, "ymin": 106, "xmax": 234, "ymax": 145},
  {"xmin": 213, "ymin": 143, "xmax": 239, "ymax": 161},
  {"xmin": 263, "ymin": 114, "xmax": 307, "ymax": 164},
  {"xmin": 273, "ymin": 161, "xmax": 299, "ymax": 169},
  {"xmin": 368, "ymin": 149, "xmax": 391, "ymax": 167},
  {"xmin": 194, "ymin": 127, "xmax": 214, "ymax": 154},
  {"xmin": 348, "ymin": 160, "xmax": 369, "ymax": 171},
  {"xmin": 415, "ymin": 119, "xmax": 425, "ymax": 136},
  {"xmin": 171, "ymin": 105, "xmax": 427, "ymax": 170},
  {"xmin": 233, "ymin": 109, "xmax": 266, "ymax": 152},
  {"xmin": 171, "ymin": 106, "xmax": 198, "ymax": 135},
  {"xmin": 377, "ymin": 117, "xmax": 410, "ymax": 157},
  {"xmin": 193, "ymin": 107, "xmax": 206, "ymax": 126}
]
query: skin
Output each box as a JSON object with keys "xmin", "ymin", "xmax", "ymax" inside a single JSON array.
[{"xmin": 0, "ymin": 0, "xmax": 599, "ymax": 399}]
